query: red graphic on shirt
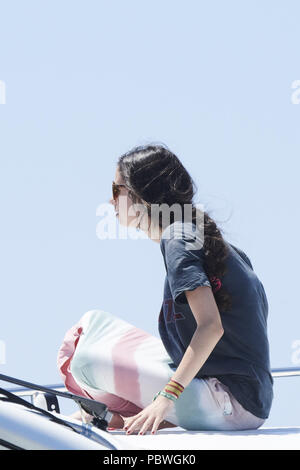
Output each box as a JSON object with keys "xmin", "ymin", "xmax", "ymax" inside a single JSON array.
[
  {"xmin": 159, "ymin": 298, "xmax": 185, "ymax": 324},
  {"xmin": 209, "ymin": 276, "xmax": 222, "ymax": 293}
]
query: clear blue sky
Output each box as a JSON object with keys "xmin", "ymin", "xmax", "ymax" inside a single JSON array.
[{"xmin": 0, "ymin": 0, "xmax": 299, "ymax": 427}]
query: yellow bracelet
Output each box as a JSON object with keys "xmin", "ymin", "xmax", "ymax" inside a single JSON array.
[{"xmin": 163, "ymin": 379, "xmax": 185, "ymax": 400}]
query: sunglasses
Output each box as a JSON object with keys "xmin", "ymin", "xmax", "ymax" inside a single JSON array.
[
  {"xmin": 112, "ymin": 180, "xmax": 152, "ymax": 210},
  {"xmin": 112, "ymin": 181, "xmax": 127, "ymax": 201}
]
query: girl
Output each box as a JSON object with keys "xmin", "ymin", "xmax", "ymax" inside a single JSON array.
[{"xmin": 57, "ymin": 143, "xmax": 273, "ymax": 435}]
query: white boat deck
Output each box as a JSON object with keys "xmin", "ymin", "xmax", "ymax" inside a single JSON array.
[
  {"xmin": 106, "ymin": 425, "xmax": 300, "ymax": 450},
  {"xmin": 1, "ymin": 367, "xmax": 300, "ymax": 450}
]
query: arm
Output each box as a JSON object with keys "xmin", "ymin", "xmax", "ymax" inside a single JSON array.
[
  {"xmin": 170, "ymin": 285, "xmax": 224, "ymax": 388},
  {"xmin": 123, "ymin": 285, "xmax": 224, "ymax": 435}
]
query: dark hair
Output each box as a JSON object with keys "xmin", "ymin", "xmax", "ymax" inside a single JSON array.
[{"xmin": 117, "ymin": 142, "xmax": 232, "ymax": 312}]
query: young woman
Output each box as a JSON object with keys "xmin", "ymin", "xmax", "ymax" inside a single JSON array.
[{"xmin": 57, "ymin": 143, "xmax": 273, "ymax": 435}]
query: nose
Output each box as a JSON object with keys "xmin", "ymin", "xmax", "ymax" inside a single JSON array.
[{"xmin": 109, "ymin": 197, "xmax": 118, "ymax": 213}]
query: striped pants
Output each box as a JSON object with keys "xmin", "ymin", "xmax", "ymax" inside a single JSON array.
[{"xmin": 57, "ymin": 309, "xmax": 265, "ymax": 431}]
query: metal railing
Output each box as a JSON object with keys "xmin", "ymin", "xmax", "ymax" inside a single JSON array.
[
  {"xmin": 270, "ymin": 367, "xmax": 300, "ymax": 378},
  {"xmin": 1, "ymin": 366, "xmax": 300, "ymax": 404},
  {"xmin": 2, "ymin": 383, "xmax": 67, "ymax": 398}
]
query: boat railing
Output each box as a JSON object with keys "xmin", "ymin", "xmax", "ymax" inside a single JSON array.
[{"xmin": 1, "ymin": 366, "xmax": 299, "ymax": 405}]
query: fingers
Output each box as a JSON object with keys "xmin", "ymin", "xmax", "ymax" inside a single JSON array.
[
  {"xmin": 151, "ymin": 417, "xmax": 162, "ymax": 435},
  {"xmin": 125, "ymin": 415, "xmax": 145, "ymax": 434},
  {"xmin": 138, "ymin": 416, "xmax": 154, "ymax": 435},
  {"xmin": 122, "ymin": 412, "xmax": 142, "ymax": 430},
  {"xmin": 123, "ymin": 415, "xmax": 164, "ymax": 435}
]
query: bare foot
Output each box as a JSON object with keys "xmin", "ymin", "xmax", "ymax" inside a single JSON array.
[
  {"xmin": 108, "ymin": 412, "xmax": 177, "ymax": 430},
  {"xmin": 68, "ymin": 409, "xmax": 94, "ymax": 423},
  {"xmin": 107, "ymin": 412, "xmax": 125, "ymax": 429}
]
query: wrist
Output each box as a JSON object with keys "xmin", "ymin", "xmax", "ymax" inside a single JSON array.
[
  {"xmin": 163, "ymin": 378, "xmax": 185, "ymax": 400},
  {"xmin": 152, "ymin": 378, "xmax": 185, "ymax": 404},
  {"xmin": 154, "ymin": 393, "xmax": 175, "ymax": 405}
]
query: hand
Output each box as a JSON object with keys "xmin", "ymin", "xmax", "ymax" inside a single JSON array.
[{"xmin": 121, "ymin": 394, "xmax": 175, "ymax": 435}]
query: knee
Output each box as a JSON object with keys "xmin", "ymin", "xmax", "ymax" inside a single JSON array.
[{"xmin": 69, "ymin": 349, "xmax": 91, "ymax": 388}]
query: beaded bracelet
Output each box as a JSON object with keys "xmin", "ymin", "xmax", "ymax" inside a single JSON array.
[
  {"xmin": 152, "ymin": 379, "xmax": 185, "ymax": 403},
  {"xmin": 152, "ymin": 390, "xmax": 177, "ymax": 402}
]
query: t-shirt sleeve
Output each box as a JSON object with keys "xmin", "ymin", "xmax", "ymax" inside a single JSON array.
[
  {"xmin": 230, "ymin": 244, "xmax": 254, "ymax": 270},
  {"xmin": 160, "ymin": 224, "xmax": 212, "ymax": 305}
]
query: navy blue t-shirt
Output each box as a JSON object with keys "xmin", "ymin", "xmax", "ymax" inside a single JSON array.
[{"xmin": 158, "ymin": 221, "xmax": 274, "ymax": 419}]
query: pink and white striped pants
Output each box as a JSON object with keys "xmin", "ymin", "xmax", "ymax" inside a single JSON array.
[{"xmin": 57, "ymin": 309, "xmax": 265, "ymax": 431}]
